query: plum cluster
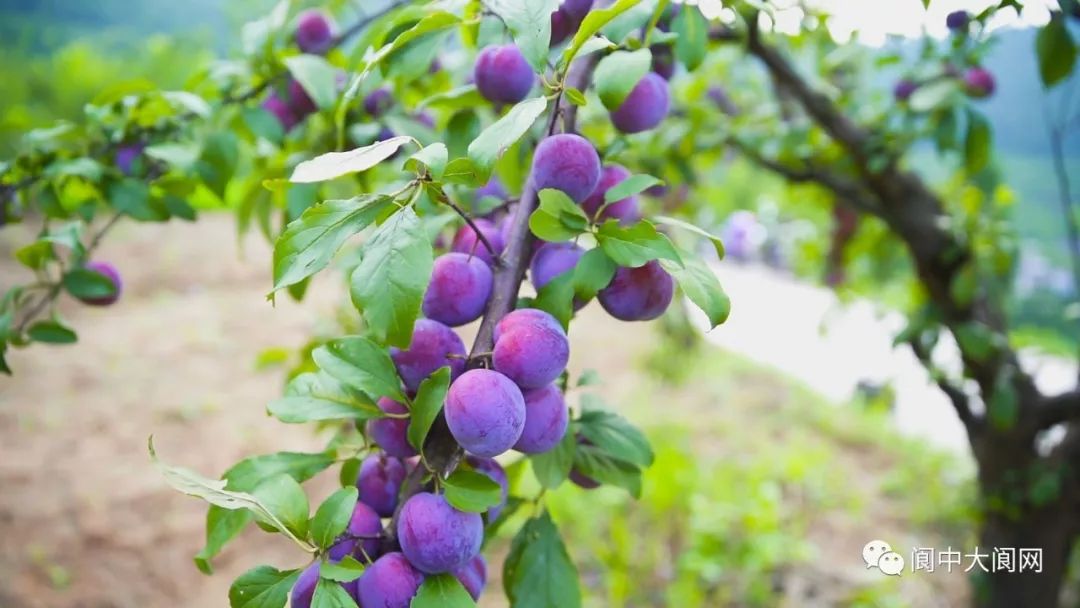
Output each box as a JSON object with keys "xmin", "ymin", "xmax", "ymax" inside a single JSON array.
[
  {"xmin": 289, "ymin": 8, "xmax": 684, "ymax": 603},
  {"xmin": 892, "ymin": 10, "xmax": 996, "ymax": 103}
]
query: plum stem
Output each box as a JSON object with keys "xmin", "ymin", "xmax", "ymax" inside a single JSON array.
[{"xmin": 432, "ymin": 187, "xmax": 504, "ymax": 265}]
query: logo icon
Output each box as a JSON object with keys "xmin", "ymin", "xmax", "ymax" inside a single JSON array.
[
  {"xmin": 863, "ymin": 540, "xmax": 904, "ymax": 576},
  {"xmin": 862, "ymin": 540, "xmax": 891, "ymax": 568}
]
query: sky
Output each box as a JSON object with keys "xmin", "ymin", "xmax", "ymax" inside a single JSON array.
[{"xmin": 689, "ymin": 0, "xmax": 1061, "ymax": 45}]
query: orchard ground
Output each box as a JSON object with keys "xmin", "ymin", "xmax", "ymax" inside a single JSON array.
[{"xmin": 1, "ymin": 213, "xmax": 975, "ymax": 607}]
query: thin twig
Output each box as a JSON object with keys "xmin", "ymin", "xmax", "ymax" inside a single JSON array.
[{"xmin": 432, "ymin": 189, "xmax": 503, "ymax": 264}]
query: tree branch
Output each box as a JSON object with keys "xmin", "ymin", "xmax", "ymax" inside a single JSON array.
[
  {"xmin": 727, "ymin": 137, "xmax": 879, "ymax": 213},
  {"xmin": 1038, "ymin": 388, "xmax": 1080, "ymax": 430},
  {"xmin": 381, "ymin": 55, "xmax": 601, "ymax": 551},
  {"xmin": 908, "ymin": 337, "xmax": 980, "ymax": 431}
]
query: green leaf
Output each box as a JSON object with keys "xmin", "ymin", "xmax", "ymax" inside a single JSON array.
[
  {"xmin": 359, "ymin": 12, "xmax": 462, "ymax": 74},
  {"xmin": 349, "ymin": 207, "xmax": 433, "ymax": 347},
  {"xmin": 146, "ymin": 142, "xmax": 201, "ymax": 169},
  {"xmin": 488, "ymin": 0, "xmax": 561, "ymax": 72},
  {"xmin": 313, "ymin": 336, "xmax": 407, "ymax": 402},
  {"xmin": 530, "ymin": 430, "xmax": 576, "ymax": 489},
  {"xmin": 443, "ymin": 469, "xmax": 503, "ymax": 513},
  {"xmin": 411, "ymin": 573, "xmax": 476, "ymax": 608},
  {"xmin": 443, "ymin": 157, "xmax": 483, "ymax": 186},
  {"xmin": 196, "ymin": 509, "xmax": 252, "ymax": 574},
  {"xmin": 15, "ymin": 241, "xmax": 53, "ymax": 270},
  {"xmin": 269, "ymin": 372, "xmax": 382, "ymax": 424},
  {"xmin": 503, "ymin": 511, "xmax": 581, "ymax": 608},
  {"xmin": 149, "ymin": 439, "xmax": 316, "ymax": 551},
  {"xmin": 908, "ymin": 80, "xmax": 960, "ymax": 113},
  {"xmin": 660, "ymin": 258, "xmax": 731, "ymax": 329},
  {"xmin": 311, "ymin": 487, "xmax": 359, "ymax": 550},
  {"xmin": 291, "ymin": 137, "xmax": 414, "ymax": 183},
  {"xmin": 272, "ymin": 195, "xmax": 395, "ymax": 292},
  {"xmin": 964, "ymin": 110, "xmax": 992, "ymax": 174},
  {"xmin": 564, "ymin": 87, "xmax": 587, "ymax": 106},
  {"xmin": 197, "ymin": 131, "xmax": 239, "ymax": 200},
  {"xmin": 408, "ymin": 367, "xmax": 451, "ymax": 451},
  {"xmin": 594, "ymin": 49, "xmax": 652, "ymax": 110},
  {"xmin": 1036, "ymin": 14, "xmax": 1077, "ymax": 88},
  {"xmin": 223, "ymin": 451, "xmax": 336, "ymax": 493},
  {"xmin": 228, "ymin": 565, "xmax": 299, "ymax": 608},
  {"xmin": 110, "ymin": 179, "xmax": 165, "ymax": 221},
  {"xmin": 595, "ymin": 220, "xmax": 682, "ymax": 267},
  {"xmin": 319, "ymin": 556, "xmax": 366, "ymax": 583},
  {"xmin": 312, "ymin": 578, "xmax": 359, "ymax": 608},
  {"xmin": 62, "ymin": 267, "xmax": 118, "ymax": 300},
  {"xmin": 653, "ymin": 215, "xmax": 725, "ymax": 258},
  {"xmin": 576, "ymin": 407, "xmax": 653, "ymax": 467},
  {"xmin": 195, "ymin": 451, "xmax": 335, "ymax": 572},
  {"xmin": 406, "ymin": 143, "xmax": 449, "ymax": 180},
  {"xmin": 27, "ymin": 320, "xmax": 77, "ymax": 344},
  {"xmin": 42, "ymin": 222, "xmax": 84, "ymax": 257},
  {"xmin": 284, "ymin": 55, "xmax": 340, "ymax": 110},
  {"xmin": 672, "ymin": 5, "xmax": 708, "ymax": 70},
  {"xmin": 251, "ymin": 474, "xmax": 310, "ymax": 539},
  {"xmin": 467, "ymin": 97, "xmax": 548, "ymax": 181},
  {"xmin": 529, "ymin": 189, "xmax": 590, "ymax": 242},
  {"xmin": 603, "ymin": 174, "xmax": 663, "ymax": 205},
  {"xmin": 560, "ymin": 0, "xmax": 644, "ymax": 70},
  {"xmin": 572, "ymin": 247, "xmax": 617, "ymax": 302},
  {"xmin": 573, "ymin": 444, "xmax": 643, "ymax": 497}
]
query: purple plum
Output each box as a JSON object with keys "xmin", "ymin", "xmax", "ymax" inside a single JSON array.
[
  {"xmin": 514, "ymin": 384, "xmax": 569, "ymax": 454},
  {"xmin": 550, "ymin": 0, "xmax": 594, "ymax": 45},
  {"xmin": 423, "ymin": 253, "xmax": 494, "ymax": 327},
  {"xmin": 287, "ymin": 78, "xmax": 317, "ymax": 116},
  {"xmin": 530, "ymin": 242, "xmax": 585, "ymax": 291},
  {"xmin": 580, "ymin": 164, "xmax": 642, "ymax": 225},
  {"xmin": 114, "ymin": 143, "xmax": 144, "ymax": 176},
  {"xmin": 963, "ymin": 67, "xmax": 995, "ymax": 98},
  {"xmin": 290, "ymin": 562, "xmax": 356, "ymax": 608},
  {"xmin": 465, "ymin": 456, "xmax": 508, "ymax": 522},
  {"xmin": 356, "ymin": 453, "xmax": 407, "ymax": 517},
  {"xmin": 652, "ymin": 44, "xmax": 675, "ymax": 80},
  {"xmin": 445, "ymin": 369, "xmax": 526, "ymax": 457},
  {"xmin": 366, "ymin": 397, "xmax": 417, "ymax": 459},
  {"xmin": 451, "ymin": 218, "xmax": 505, "ymax": 265},
  {"xmin": 452, "ymin": 555, "xmax": 487, "ymax": 601},
  {"xmin": 946, "ymin": 10, "xmax": 969, "ymax": 31},
  {"xmin": 364, "ymin": 87, "xmax": 394, "ymax": 118},
  {"xmin": 390, "ymin": 319, "xmax": 466, "ymax": 392},
  {"xmin": 530, "ymin": 133, "xmax": 601, "ymax": 203},
  {"xmin": 894, "ymin": 79, "xmax": 919, "ymax": 102},
  {"xmin": 476, "ymin": 177, "xmax": 509, "ymax": 202},
  {"xmin": 474, "ymin": 44, "xmax": 535, "ymax": 105},
  {"xmin": 597, "ymin": 260, "xmax": 674, "ymax": 321},
  {"xmin": 295, "ymin": 9, "xmax": 337, "ymax": 54},
  {"xmin": 610, "ymin": 72, "xmax": 670, "ymax": 133},
  {"xmin": 262, "ymin": 91, "xmax": 299, "ymax": 131},
  {"xmin": 569, "ymin": 468, "xmax": 600, "ymax": 489},
  {"xmin": 356, "ymin": 552, "xmax": 425, "ymax": 608},
  {"xmin": 77, "ymin": 261, "xmax": 122, "ymax": 306},
  {"xmin": 327, "ymin": 501, "xmax": 383, "ymax": 562},
  {"xmin": 493, "ymin": 308, "xmax": 569, "ymax": 389},
  {"xmin": 493, "ymin": 307, "xmax": 565, "ymax": 343},
  {"xmin": 397, "ymin": 492, "xmax": 483, "ymax": 574}
]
